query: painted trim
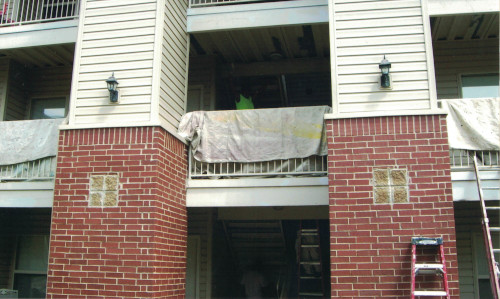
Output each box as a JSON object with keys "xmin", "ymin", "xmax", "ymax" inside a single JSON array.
[
  {"xmin": 67, "ymin": 0, "xmax": 87, "ymax": 127},
  {"xmin": 186, "ymin": 184, "xmax": 328, "ymax": 207},
  {"xmin": 324, "ymin": 109, "xmax": 447, "ymax": 120},
  {"xmin": 0, "ymin": 19, "xmax": 78, "ymax": 35},
  {"xmin": 150, "ymin": 0, "xmax": 165, "ymax": 125},
  {"xmin": 328, "ymin": 0, "xmax": 339, "ymax": 114},
  {"xmin": 0, "ymin": 181, "xmax": 55, "ymax": 208},
  {"xmin": 187, "ymin": 0, "xmax": 328, "ymax": 33},
  {"xmin": 0, "ymin": 25, "xmax": 77, "ymax": 50},
  {"xmin": 0, "ymin": 59, "xmax": 9, "ymax": 121},
  {"xmin": 187, "ymin": 177, "xmax": 328, "ymax": 188},
  {"xmin": 427, "ymin": 0, "xmax": 499, "ymax": 16},
  {"xmin": 421, "ymin": 0, "xmax": 438, "ymax": 109}
]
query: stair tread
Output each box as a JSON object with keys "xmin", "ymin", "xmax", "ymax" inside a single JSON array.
[
  {"xmin": 299, "ymin": 292, "xmax": 323, "ymax": 296},
  {"xmin": 415, "ymin": 263, "xmax": 444, "ymax": 269},
  {"xmin": 413, "ymin": 290, "xmax": 447, "ymax": 296}
]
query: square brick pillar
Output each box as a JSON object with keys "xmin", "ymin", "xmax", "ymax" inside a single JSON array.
[
  {"xmin": 326, "ymin": 115, "xmax": 460, "ymax": 298},
  {"xmin": 46, "ymin": 127, "xmax": 187, "ymax": 298}
]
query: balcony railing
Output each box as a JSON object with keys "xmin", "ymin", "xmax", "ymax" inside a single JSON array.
[
  {"xmin": 0, "ymin": 156, "xmax": 57, "ymax": 181},
  {"xmin": 0, "ymin": 0, "xmax": 80, "ymax": 27},
  {"xmin": 450, "ymin": 149, "xmax": 500, "ymax": 169},
  {"xmin": 190, "ymin": 0, "xmax": 290, "ymax": 8},
  {"xmin": 189, "ymin": 152, "xmax": 327, "ymax": 179}
]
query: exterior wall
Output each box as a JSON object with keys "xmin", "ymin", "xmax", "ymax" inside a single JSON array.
[
  {"xmin": 434, "ymin": 39, "xmax": 499, "ymax": 99},
  {"xmin": 331, "ymin": 0, "xmax": 436, "ymax": 114},
  {"xmin": 326, "ymin": 115, "xmax": 459, "ymax": 298},
  {"xmin": 187, "ymin": 208, "xmax": 214, "ymax": 299},
  {"xmin": 5, "ymin": 60, "xmax": 28, "ymax": 120},
  {"xmin": 28, "ymin": 66, "xmax": 73, "ymax": 99},
  {"xmin": 0, "ymin": 208, "xmax": 52, "ymax": 289},
  {"xmin": 69, "ymin": 0, "xmax": 157, "ymax": 126},
  {"xmin": 0, "ymin": 59, "xmax": 8, "ymax": 120},
  {"xmin": 68, "ymin": 0, "xmax": 189, "ymax": 137},
  {"xmin": 158, "ymin": 0, "xmax": 190, "ymax": 133},
  {"xmin": 46, "ymin": 127, "xmax": 188, "ymax": 298},
  {"xmin": 188, "ymin": 56, "xmax": 216, "ymax": 111}
]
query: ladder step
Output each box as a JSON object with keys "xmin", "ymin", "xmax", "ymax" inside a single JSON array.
[
  {"xmin": 299, "ymin": 292, "xmax": 323, "ymax": 296},
  {"xmin": 493, "ymin": 249, "xmax": 500, "ymax": 253},
  {"xmin": 300, "ymin": 276, "xmax": 322, "ymax": 280},
  {"xmin": 413, "ymin": 291, "xmax": 448, "ymax": 296},
  {"xmin": 490, "ymin": 227, "xmax": 500, "ymax": 232},
  {"xmin": 415, "ymin": 263, "xmax": 444, "ymax": 270},
  {"xmin": 486, "ymin": 207, "xmax": 500, "ymax": 210},
  {"xmin": 411, "ymin": 237, "xmax": 443, "ymax": 246},
  {"xmin": 301, "ymin": 245, "xmax": 319, "ymax": 248},
  {"xmin": 482, "ymin": 187, "xmax": 500, "ymax": 190},
  {"xmin": 301, "ymin": 261, "xmax": 321, "ymax": 265}
]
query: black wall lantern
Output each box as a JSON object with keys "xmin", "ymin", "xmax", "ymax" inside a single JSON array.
[
  {"xmin": 106, "ymin": 72, "xmax": 119, "ymax": 103},
  {"xmin": 379, "ymin": 56, "xmax": 391, "ymax": 89}
]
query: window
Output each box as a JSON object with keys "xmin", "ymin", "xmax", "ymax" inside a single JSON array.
[
  {"xmin": 461, "ymin": 74, "xmax": 499, "ymax": 98},
  {"xmin": 29, "ymin": 98, "xmax": 66, "ymax": 119},
  {"xmin": 13, "ymin": 235, "xmax": 50, "ymax": 298}
]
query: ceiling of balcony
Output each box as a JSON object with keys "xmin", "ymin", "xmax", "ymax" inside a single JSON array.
[
  {"xmin": 189, "ymin": 23, "xmax": 330, "ymax": 64},
  {"xmin": 431, "ymin": 13, "xmax": 499, "ymax": 41},
  {"xmin": 0, "ymin": 43, "xmax": 75, "ymax": 68}
]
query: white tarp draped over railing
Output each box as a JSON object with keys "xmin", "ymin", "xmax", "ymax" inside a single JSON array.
[
  {"xmin": 0, "ymin": 119, "xmax": 62, "ymax": 165},
  {"xmin": 178, "ymin": 106, "xmax": 332, "ymax": 163},
  {"xmin": 444, "ymin": 98, "xmax": 500, "ymax": 151}
]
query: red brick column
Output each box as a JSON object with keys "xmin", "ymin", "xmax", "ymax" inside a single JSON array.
[
  {"xmin": 326, "ymin": 115, "xmax": 459, "ymax": 298},
  {"xmin": 46, "ymin": 127, "xmax": 187, "ymax": 298}
]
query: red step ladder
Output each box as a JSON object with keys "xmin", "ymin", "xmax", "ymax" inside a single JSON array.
[{"xmin": 410, "ymin": 237, "xmax": 450, "ymax": 298}]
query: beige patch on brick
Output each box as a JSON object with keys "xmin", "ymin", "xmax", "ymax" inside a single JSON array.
[
  {"xmin": 105, "ymin": 175, "xmax": 119, "ymax": 191},
  {"xmin": 374, "ymin": 169, "xmax": 389, "ymax": 186},
  {"xmin": 374, "ymin": 187, "xmax": 390, "ymax": 204},
  {"xmin": 103, "ymin": 192, "xmax": 118, "ymax": 207},
  {"xmin": 393, "ymin": 187, "xmax": 408, "ymax": 203},
  {"xmin": 90, "ymin": 192, "xmax": 102, "ymax": 206},
  {"xmin": 91, "ymin": 176, "xmax": 104, "ymax": 190},
  {"xmin": 391, "ymin": 169, "xmax": 407, "ymax": 186}
]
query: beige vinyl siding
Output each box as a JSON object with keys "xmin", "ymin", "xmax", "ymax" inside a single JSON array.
[
  {"xmin": 0, "ymin": 59, "xmax": 8, "ymax": 120},
  {"xmin": 0, "ymin": 208, "xmax": 52, "ymax": 289},
  {"xmin": 28, "ymin": 66, "xmax": 72, "ymax": 99},
  {"xmin": 434, "ymin": 39, "xmax": 499, "ymax": 99},
  {"xmin": 188, "ymin": 56, "xmax": 216, "ymax": 111},
  {"xmin": 188, "ymin": 208, "xmax": 214, "ymax": 299},
  {"xmin": 333, "ymin": 0, "xmax": 433, "ymax": 114},
  {"xmin": 158, "ymin": 0, "xmax": 189, "ymax": 133},
  {"xmin": 5, "ymin": 60, "xmax": 28, "ymax": 121},
  {"xmin": 454, "ymin": 202, "xmax": 483, "ymax": 298},
  {"xmin": 71, "ymin": 0, "xmax": 157, "ymax": 126}
]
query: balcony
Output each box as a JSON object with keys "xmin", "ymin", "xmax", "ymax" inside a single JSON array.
[
  {"xmin": 0, "ymin": 0, "xmax": 80, "ymax": 27},
  {"xmin": 190, "ymin": 0, "xmax": 293, "ymax": 8},
  {"xmin": 0, "ymin": 156, "xmax": 56, "ymax": 181}
]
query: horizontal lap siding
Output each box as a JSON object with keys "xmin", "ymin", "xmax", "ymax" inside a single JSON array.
[
  {"xmin": 5, "ymin": 60, "xmax": 28, "ymax": 120},
  {"xmin": 72, "ymin": 0, "xmax": 157, "ymax": 125},
  {"xmin": 29, "ymin": 66, "xmax": 73, "ymax": 99},
  {"xmin": 159, "ymin": 0, "xmax": 189, "ymax": 133},
  {"xmin": 334, "ymin": 0, "xmax": 432, "ymax": 113},
  {"xmin": 434, "ymin": 39, "xmax": 499, "ymax": 99},
  {"xmin": 188, "ymin": 208, "xmax": 214, "ymax": 299},
  {"xmin": 0, "ymin": 59, "xmax": 8, "ymax": 120}
]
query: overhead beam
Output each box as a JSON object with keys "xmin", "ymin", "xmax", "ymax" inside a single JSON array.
[
  {"xmin": 187, "ymin": 0, "xmax": 328, "ymax": 33},
  {"xmin": 0, "ymin": 20, "xmax": 78, "ymax": 50},
  {"xmin": 428, "ymin": 0, "xmax": 499, "ymax": 16}
]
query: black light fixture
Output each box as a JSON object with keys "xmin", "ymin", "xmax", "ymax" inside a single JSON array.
[
  {"xmin": 379, "ymin": 56, "xmax": 391, "ymax": 89},
  {"xmin": 106, "ymin": 72, "xmax": 119, "ymax": 103}
]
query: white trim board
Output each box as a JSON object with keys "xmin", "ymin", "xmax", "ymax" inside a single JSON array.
[
  {"xmin": 427, "ymin": 0, "xmax": 499, "ymax": 16},
  {"xmin": 0, "ymin": 20, "xmax": 78, "ymax": 50},
  {"xmin": 0, "ymin": 181, "xmax": 54, "ymax": 207},
  {"xmin": 186, "ymin": 183, "xmax": 328, "ymax": 207},
  {"xmin": 187, "ymin": 0, "xmax": 328, "ymax": 33}
]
